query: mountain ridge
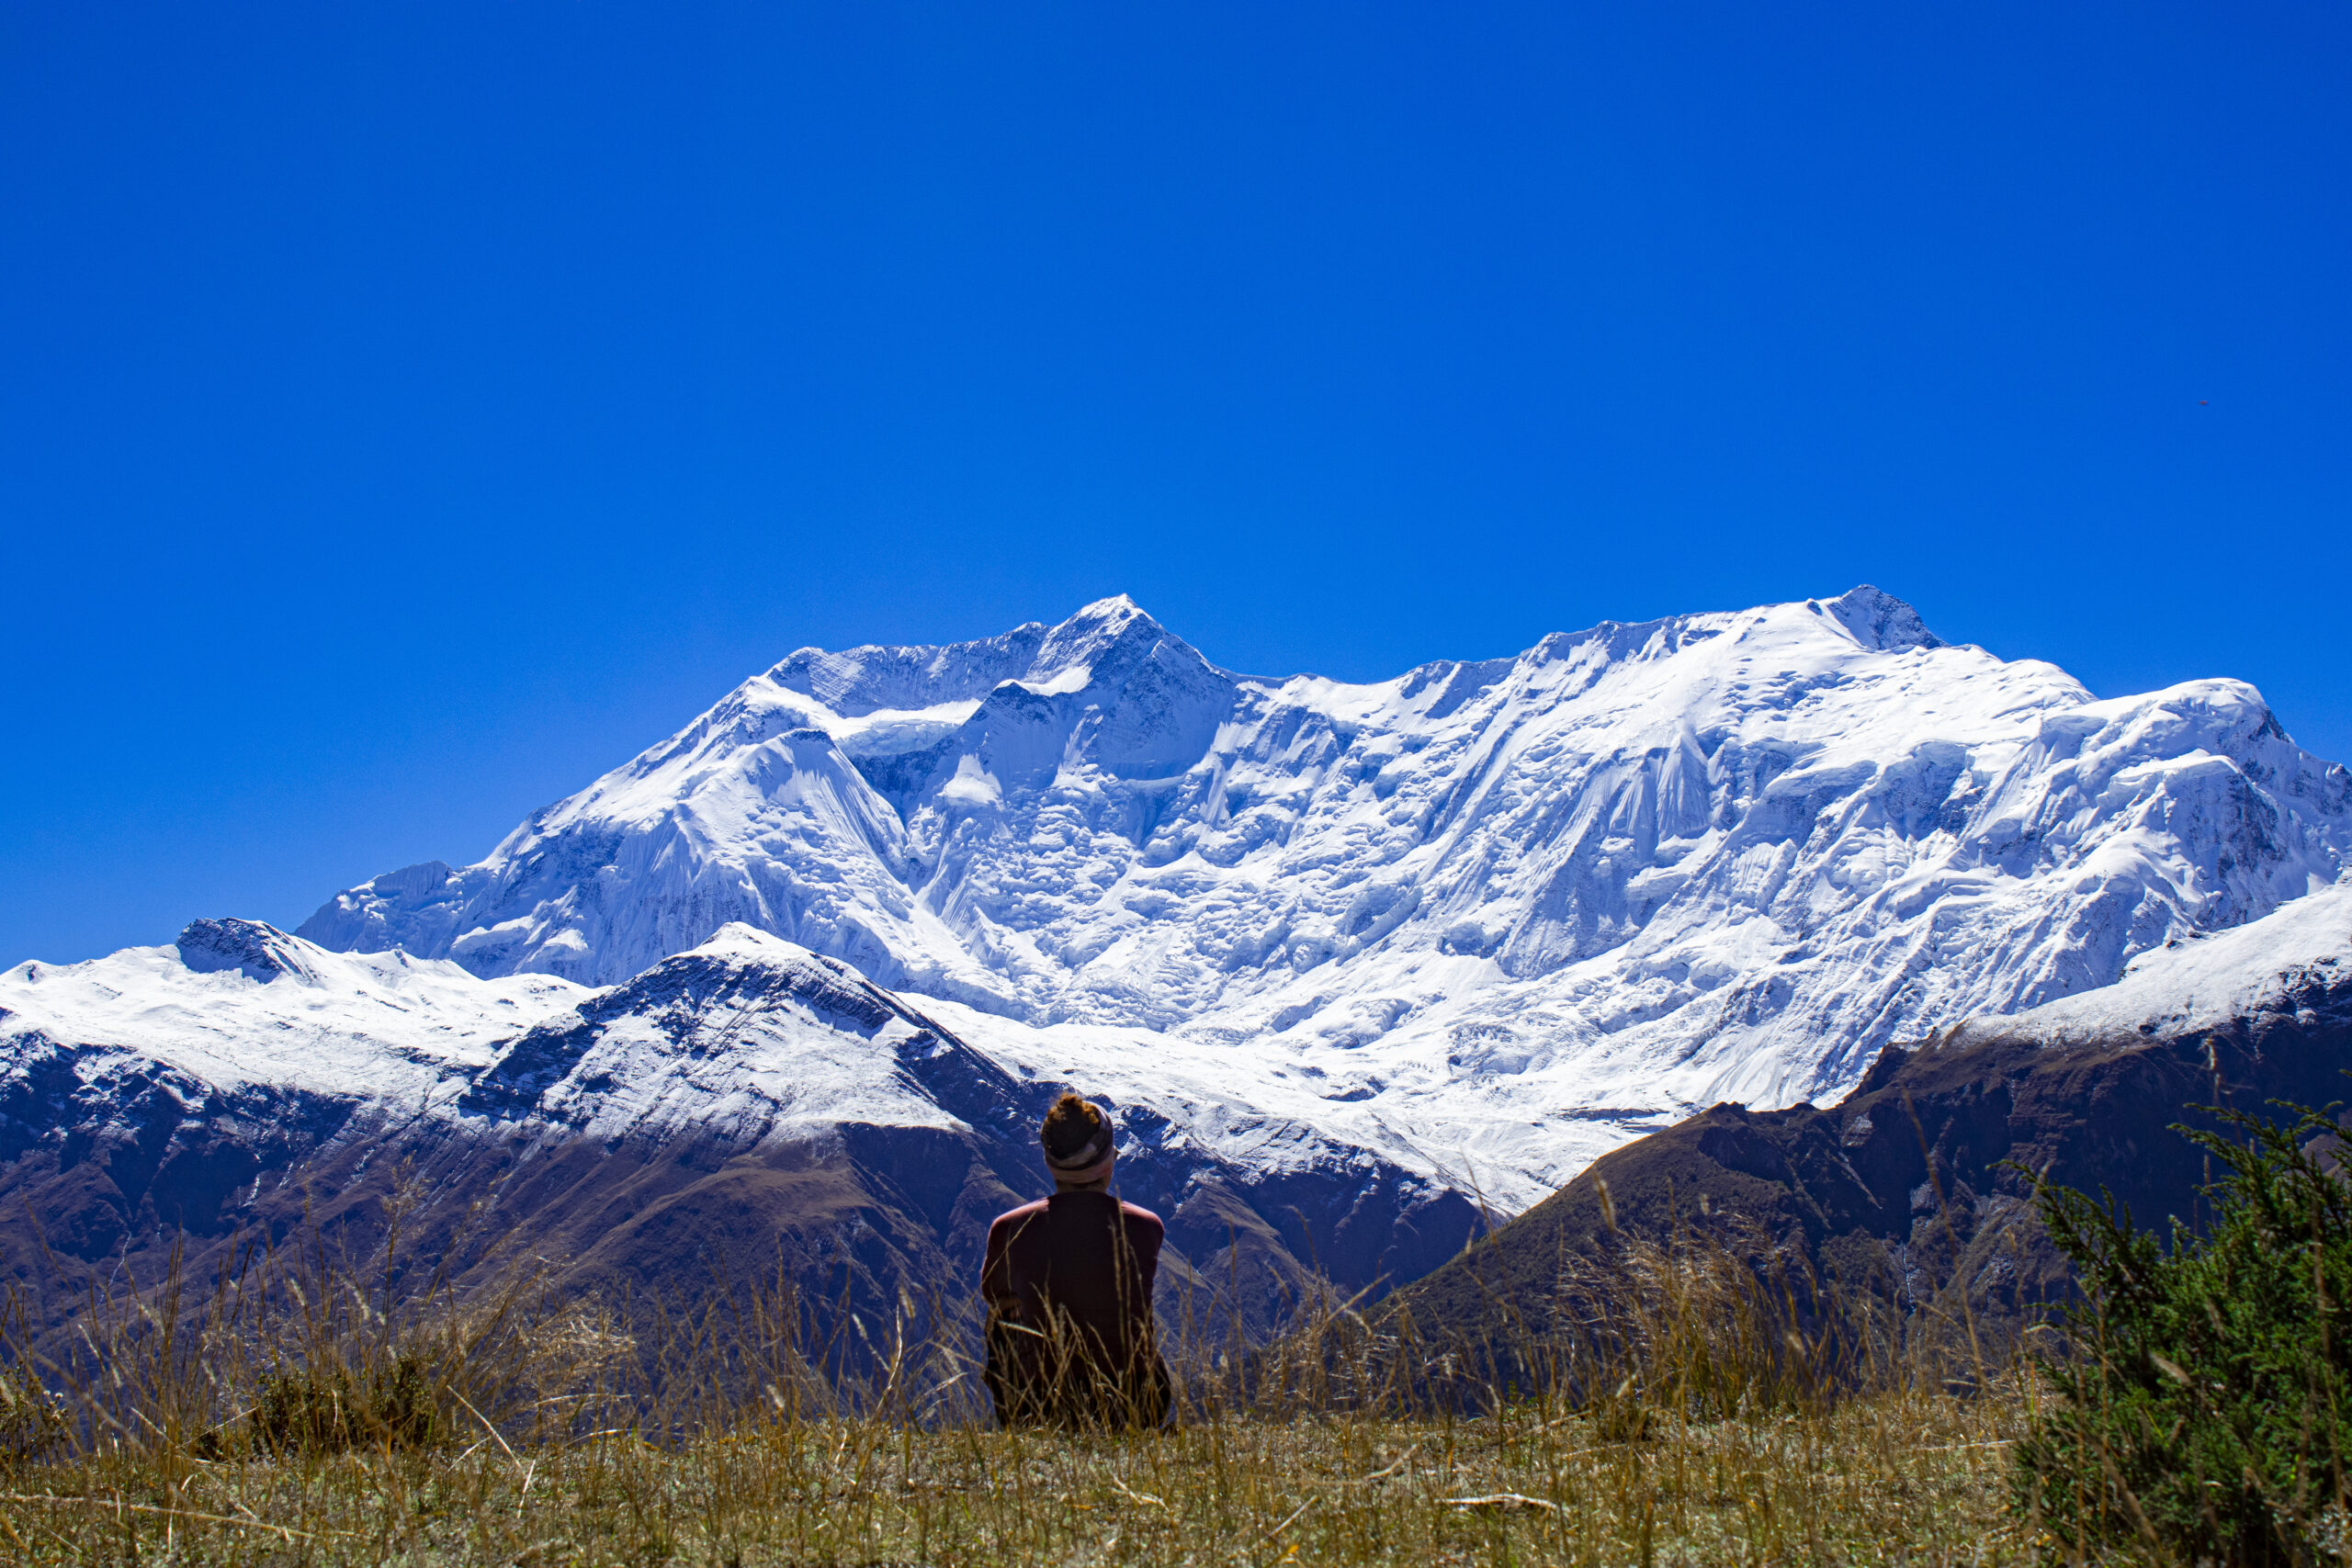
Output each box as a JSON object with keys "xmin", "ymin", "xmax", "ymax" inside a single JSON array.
[
  {"xmin": 6, "ymin": 585, "xmax": 2349, "ymax": 1350},
  {"xmin": 0, "ymin": 916, "xmax": 1480, "ymax": 1343},
  {"xmin": 291, "ymin": 586, "xmax": 2352, "ymax": 1206},
  {"xmin": 1386, "ymin": 879, "xmax": 2352, "ymax": 1379}
]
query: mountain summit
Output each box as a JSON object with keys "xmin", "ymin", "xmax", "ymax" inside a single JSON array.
[{"xmin": 297, "ymin": 588, "xmax": 2352, "ymax": 1203}]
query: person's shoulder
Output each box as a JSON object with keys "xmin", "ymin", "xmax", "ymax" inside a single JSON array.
[
  {"xmin": 1117, "ymin": 1201, "xmax": 1165, "ymax": 1235},
  {"xmin": 989, "ymin": 1199, "xmax": 1050, "ymax": 1235}
]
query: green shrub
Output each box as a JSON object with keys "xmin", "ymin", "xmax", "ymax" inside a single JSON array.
[{"xmin": 2013, "ymin": 1101, "xmax": 2352, "ymax": 1565}]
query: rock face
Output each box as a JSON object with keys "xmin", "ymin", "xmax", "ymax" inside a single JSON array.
[
  {"xmin": 300, "ymin": 588, "xmax": 2352, "ymax": 1205},
  {"xmin": 1386, "ymin": 882, "xmax": 2352, "ymax": 1376},
  {"xmin": 0, "ymin": 921, "xmax": 1479, "ymax": 1345}
]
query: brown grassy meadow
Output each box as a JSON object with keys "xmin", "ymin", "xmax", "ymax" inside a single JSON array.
[{"xmin": 0, "ymin": 1208, "xmax": 2050, "ymax": 1566}]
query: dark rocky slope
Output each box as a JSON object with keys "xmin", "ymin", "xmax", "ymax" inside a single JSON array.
[
  {"xmin": 0, "ymin": 923, "xmax": 1480, "ymax": 1359},
  {"xmin": 1387, "ymin": 942, "xmax": 2352, "ymax": 1380}
]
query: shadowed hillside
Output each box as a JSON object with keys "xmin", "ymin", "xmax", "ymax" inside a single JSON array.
[{"xmin": 1388, "ymin": 936, "xmax": 2352, "ymax": 1382}]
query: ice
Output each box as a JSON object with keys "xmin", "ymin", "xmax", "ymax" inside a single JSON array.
[{"xmin": 1947, "ymin": 879, "xmax": 2352, "ymax": 1049}]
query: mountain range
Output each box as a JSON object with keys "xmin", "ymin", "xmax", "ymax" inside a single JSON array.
[{"xmin": 3, "ymin": 587, "xmax": 2346, "ymax": 1334}]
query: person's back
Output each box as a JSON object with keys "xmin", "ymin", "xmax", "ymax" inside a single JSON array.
[{"xmin": 981, "ymin": 1095, "xmax": 1170, "ymax": 1427}]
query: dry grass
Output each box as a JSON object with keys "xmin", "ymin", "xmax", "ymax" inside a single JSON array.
[
  {"xmin": 0, "ymin": 1384, "xmax": 2037, "ymax": 1565},
  {"xmin": 0, "ymin": 1197, "xmax": 2053, "ymax": 1566}
]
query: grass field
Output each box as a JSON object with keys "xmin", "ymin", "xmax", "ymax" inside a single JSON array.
[
  {"xmin": 0, "ymin": 1381, "xmax": 2036, "ymax": 1565},
  {"xmin": 0, "ymin": 1212, "xmax": 2057, "ymax": 1566}
]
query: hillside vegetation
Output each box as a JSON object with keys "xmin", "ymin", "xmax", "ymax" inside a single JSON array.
[
  {"xmin": 0, "ymin": 1224, "xmax": 2032, "ymax": 1567},
  {"xmin": 6, "ymin": 1099, "xmax": 2349, "ymax": 1564}
]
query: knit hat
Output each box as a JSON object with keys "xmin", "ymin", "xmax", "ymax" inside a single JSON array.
[{"xmin": 1041, "ymin": 1094, "xmax": 1114, "ymax": 1174}]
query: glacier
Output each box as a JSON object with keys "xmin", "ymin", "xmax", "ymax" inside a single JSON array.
[
  {"xmin": 1944, "ymin": 876, "xmax": 2352, "ymax": 1050},
  {"xmin": 290, "ymin": 586, "xmax": 2352, "ymax": 1208}
]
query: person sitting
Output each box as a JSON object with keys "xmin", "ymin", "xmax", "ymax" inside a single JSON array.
[{"xmin": 980, "ymin": 1093, "xmax": 1172, "ymax": 1428}]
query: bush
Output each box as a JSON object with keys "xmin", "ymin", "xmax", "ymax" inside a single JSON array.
[
  {"xmin": 2013, "ymin": 1101, "xmax": 2352, "ymax": 1565},
  {"xmin": 253, "ymin": 1355, "xmax": 438, "ymax": 1455},
  {"xmin": 0, "ymin": 1360, "xmax": 66, "ymax": 1463}
]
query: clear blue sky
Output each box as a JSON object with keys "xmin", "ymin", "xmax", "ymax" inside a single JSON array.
[{"xmin": 4, "ymin": 3, "xmax": 2346, "ymax": 967}]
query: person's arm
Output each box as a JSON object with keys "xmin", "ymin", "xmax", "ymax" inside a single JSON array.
[
  {"xmin": 1125, "ymin": 1210, "xmax": 1165, "ymax": 1307},
  {"xmin": 980, "ymin": 1214, "xmax": 1018, "ymax": 1315}
]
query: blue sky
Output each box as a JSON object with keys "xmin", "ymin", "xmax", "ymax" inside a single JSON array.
[{"xmin": 3, "ymin": 3, "xmax": 2346, "ymax": 966}]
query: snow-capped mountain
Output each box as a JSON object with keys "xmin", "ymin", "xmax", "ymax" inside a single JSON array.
[
  {"xmin": 1391, "ymin": 876, "xmax": 2352, "ymax": 1373},
  {"xmin": 299, "ymin": 588, "xmax": 2352, "ymax": 1205},
  {"xmin": 1945, "ymin": 875, "xmax": 2352, "ymax": 1051},
  {"xmin": 6, "ymin": 585, "xmax": 2349, "ymax": 1342},
  {"xmin": 0, "ymin": 919, "xmax": 1477, "ymax": 1338}
]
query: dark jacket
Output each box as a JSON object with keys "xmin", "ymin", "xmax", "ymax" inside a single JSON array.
[{"xmin": 981, "ymin": 1191, "xmax": 1170, "ymax": 1427}]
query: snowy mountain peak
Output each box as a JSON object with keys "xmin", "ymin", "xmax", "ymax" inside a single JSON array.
[
  {"xmin": 754, "ymin": 593, "xmax": 1199, "ymax": 721},
  {"xmin": 1027, "ymin": 593, "xmax": 1194, "ymax": 690},
  {"xmin": 1820, "ymin": 585, "xmax": 1943, "ymax": 653},
  {"xmin": 1039, "ymin": 592, "xmax": 1153, "ymax": 649},
  {"xmin": 175, "ymin": 918, "xmax": 316, "ymax": 983},
  {"xmin": 294, "ymin": 589, "xmax": 2352, "ymax": 1207}
]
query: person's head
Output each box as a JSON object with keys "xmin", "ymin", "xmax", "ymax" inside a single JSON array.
[{"xmin": 1041, "ymin": 1094, "xmax": 1114, "ymax": 1190}]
